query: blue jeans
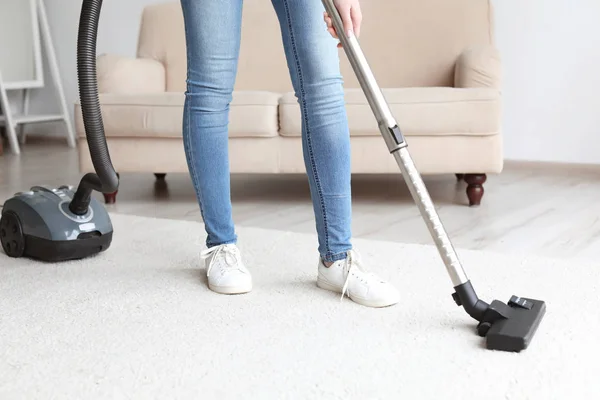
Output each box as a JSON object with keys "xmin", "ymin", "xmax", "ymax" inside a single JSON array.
[{"xmin": 180, "ymin": 0, "xmax": 352, "ymax": 262}]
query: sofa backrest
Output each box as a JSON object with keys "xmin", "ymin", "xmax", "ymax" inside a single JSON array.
[{"xmin": 136, "ymin": 0, "xmax": 495, "ymax": 93}]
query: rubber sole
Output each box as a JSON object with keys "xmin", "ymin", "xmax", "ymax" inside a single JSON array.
[
  {"xmin": 209, "ymin": 282, "xmax": 252, "ymax": 295},
  {"xmin": 316, "ymin": 279, "xmax": 399, "ymax": 308}
]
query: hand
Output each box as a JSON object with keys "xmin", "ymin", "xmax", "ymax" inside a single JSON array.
[{"xmin": 323, "ymin": 0, "xmax": 362, "ymax": 48}]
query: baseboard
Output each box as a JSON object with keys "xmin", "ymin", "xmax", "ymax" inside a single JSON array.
[{"xmin": 503, "ymin": 159, "xmax": 600, "ymax": 173}]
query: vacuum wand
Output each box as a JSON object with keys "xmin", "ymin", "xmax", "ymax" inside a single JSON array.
[
  {"xmin": 322, "ymin": 0, "xmax": 546, "ymax": 352},
  {"xmin": 321, "ymin": 0, "xmax": 470, "ymax": 296}
]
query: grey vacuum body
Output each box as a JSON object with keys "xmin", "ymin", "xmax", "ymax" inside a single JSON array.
[
  {"xmin": 1, "ymin": 185, "xmax": 113, "ymax": 262},
  {"xmin": 0, "ymin": 0, "xmax": 119, "ymax": 262}
]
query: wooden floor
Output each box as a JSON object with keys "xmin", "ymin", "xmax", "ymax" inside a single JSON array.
[{"xmin": 2, "ymin": 138, "xmax": 600, "ymax": 260}]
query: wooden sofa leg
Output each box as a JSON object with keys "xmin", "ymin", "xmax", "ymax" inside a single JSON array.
[
  {"xmin": 154, "ymin": 173, "xmax": 166, "ymax": 181},
  {"xmin": 464, "ymin": 173, "xmax": 486, "ymax": 206},
  {"xmin": 103, "ymin": 172, "xmax": 120, "ymax": 204},
  {"xmin": 455, "ymin": 173, "xmax": 464, "ymax": 181}
]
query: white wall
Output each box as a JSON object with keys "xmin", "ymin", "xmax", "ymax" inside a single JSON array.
[
  {"xmin": 492, "ymin": 0, "xmax": 600, "ymax": 164},
  {"xmin": 20, "ymin": 0, "xmax": 600, "ymax": 164}
]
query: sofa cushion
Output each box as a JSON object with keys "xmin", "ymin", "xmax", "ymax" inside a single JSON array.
[
  {"xmin": 75, "ymin": 91, "xmax": 281, "ymax": 139},
  {"xmin": 455, "ymin": 46, "xmax": 502, "ymax": 89},
  {"xmin": 278, "ymin": 87, "xmax": 501, "ymax": 137}
]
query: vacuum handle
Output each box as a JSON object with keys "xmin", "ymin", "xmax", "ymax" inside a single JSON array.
[{"xmin": 322, "ymin": 0, "xmax": 470, "ymax": 288}]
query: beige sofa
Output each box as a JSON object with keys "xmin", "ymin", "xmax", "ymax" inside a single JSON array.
[{"xmin": 75, "ymin": 0, "xmax": 502, "ymax": 206}]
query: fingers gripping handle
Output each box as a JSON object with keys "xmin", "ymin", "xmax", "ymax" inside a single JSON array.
[{"xmin": 322, "ymin": 0, "xmax": 469, "ymax": 287}]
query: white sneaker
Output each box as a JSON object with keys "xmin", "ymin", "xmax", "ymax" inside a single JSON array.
[
  {"xmin": 201, "ymin": 244, "xmax": 252, "ymax": 294},
  {"xmin": 317, "ymin": 250, "xmax": 400, "ymax": 308}
]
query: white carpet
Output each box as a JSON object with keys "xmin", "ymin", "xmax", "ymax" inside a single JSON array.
[{"xmin": 1, "ymin": 213, "xmax": 598, "ymax": 399}]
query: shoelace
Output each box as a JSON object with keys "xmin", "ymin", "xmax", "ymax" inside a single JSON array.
[
  {"xmin": 339, "ymin": 250, "xmax": 383, "ymax": 301},
  {"xmin": 340, "ymin": 250, "xmax": 364, "ymax": 300},
  {"xmin": 201, "ymin": 244, "xmax": 241, "ymax": 277}
]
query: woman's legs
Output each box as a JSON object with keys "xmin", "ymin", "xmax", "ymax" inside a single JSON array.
[
  {"xmin": 179, "ymin": 0, "xmax": 398, "ymax": 305},
  {"xmin": 271, "ymin": 0, "xmax": 353, "ymax": 263},
  {"xmin": 180, "ymin": 0, "xmax": 242, "ymax": 249},
  {"xmin": 271, "ymin": 0, "xmax": 400, "ymax": 307},
  {"xmin": 180, "ymin": 0, "xmax": 252, "ymax": 294}
]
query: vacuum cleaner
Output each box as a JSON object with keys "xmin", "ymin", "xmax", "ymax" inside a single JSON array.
[
  {"xmin": 320, "ymin": 0, "xmax": 546, "ymax": 352},
  {"xmin": 0, "ymin": 0, "xmax": 117, "ymax": 262},
  {"xmin": 0, "ymin": 0, "xmax": 545, "ymax": 352}
]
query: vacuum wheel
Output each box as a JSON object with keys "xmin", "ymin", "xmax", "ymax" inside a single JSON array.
[
  {"xmin": 477, "ymin": 322, "xmax": 492, "ymax": 337},
  {"xmin": 0, "ymin": 211, "xmax": 25, "ymax": 258}
]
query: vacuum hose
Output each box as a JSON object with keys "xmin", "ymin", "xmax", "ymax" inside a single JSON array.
[{"xmin": 69, "ymin": 0, "xmax": 119, "ymax": 215}]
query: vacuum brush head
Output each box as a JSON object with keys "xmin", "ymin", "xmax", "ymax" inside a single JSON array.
[{"xmin": 477, "ymin": 296, "xmax": 546, "ymax": 352}]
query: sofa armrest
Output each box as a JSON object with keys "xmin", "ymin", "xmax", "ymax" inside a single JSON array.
[
  {"xmin": 454, "ymin": 46, "xmax": 501, "ymax": 89},
  {"xmin": 96, "ymin": 53, "xmax": 166, "ymax": 94}
]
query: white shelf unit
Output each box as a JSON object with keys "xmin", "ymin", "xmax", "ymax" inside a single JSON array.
[{"xmin": 0, "ymin": 0, "xmax": 75, "ymax": 155}]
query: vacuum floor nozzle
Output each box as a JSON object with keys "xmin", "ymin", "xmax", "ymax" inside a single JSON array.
[{"xmin": 478, "ymin": 296, "xmax": 546, "ymax": 352}]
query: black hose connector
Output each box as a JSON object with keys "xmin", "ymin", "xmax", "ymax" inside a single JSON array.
[
  {"xmin": 452, "ymin": 281, "xmax": 490, "ymax": 322},
  {"xmin": 69, "ymin": 0, "xmax": 119, "ymax": 215}
]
